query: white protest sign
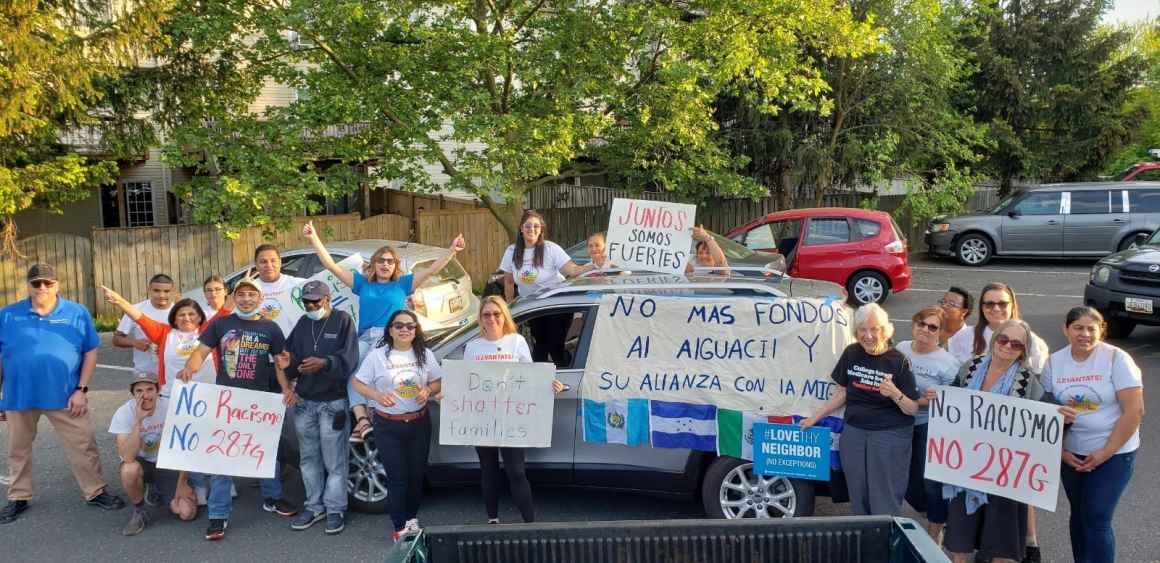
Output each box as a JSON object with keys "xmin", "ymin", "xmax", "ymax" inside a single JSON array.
[
  {"xmin": 606, "ymin": 198, "xmax": 697, "ymax": 276},
  {"xmin": 925, "ymin": 386, "xmax": 1064, "ymax": 511},
  {"xmin": 156, "ymin": 381, "xmax": 286, "ymax": 478},
  {"xmin": 265, "ymin": 253, "xmax": 362, "ymax": 332},
  {"xmin": 581, "ymin": 294, "xmax": 853, "ymax": 414},
  {"xmin": 439, "ymin": 360, "xmax": 556, "ymax": 448}
]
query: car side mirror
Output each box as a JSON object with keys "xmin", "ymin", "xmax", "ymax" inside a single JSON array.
[{"xmin": 1134, "ymin": 233, "xmax": 1149, "ymax": 247}]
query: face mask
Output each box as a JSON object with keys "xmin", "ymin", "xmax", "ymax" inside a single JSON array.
[
  {"xmin": 235, "ymin": 308, "xmax": 261, "ymax": 320},
  {"xmin": 305, "ymin": 308, "xmax": 328, "ymax": 321}
]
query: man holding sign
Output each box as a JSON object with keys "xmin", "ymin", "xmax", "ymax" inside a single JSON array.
[{"xmin": 177, "ymin": 275, "xmax": 296, "ymax": 541}]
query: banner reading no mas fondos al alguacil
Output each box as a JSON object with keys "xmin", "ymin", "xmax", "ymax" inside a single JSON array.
[{"xmin": 581, "ymin": 294, "xmax": 854, "ymax": 415}]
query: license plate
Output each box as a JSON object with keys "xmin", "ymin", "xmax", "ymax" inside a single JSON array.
[
  {"xmin": 449, "ymin": 295, "xmax": 463, "ymax": 312},
  {"xmin": 1125, "ymin": 297, "xmax": 1154, "ymax": 314}
]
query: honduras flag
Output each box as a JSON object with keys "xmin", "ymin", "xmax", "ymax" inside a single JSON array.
[
  {"xmin": 583, "ymin": 399, "xmax": 649, "ymax": 446},
  {"xmin": 650, "ymin": 400, "xmax": 718, "ymax": 452}
]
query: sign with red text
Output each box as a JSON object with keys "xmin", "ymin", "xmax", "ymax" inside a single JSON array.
[
  {"xmin": 157, "ymin": 381, "xmax": 286, "ymax": 478},
  {"xmin": 606, "ymin": 198, "xmax": 696, "ymax": 276},
  {"xmin": 438, "ymin": 360, "xmax": 556, "ymax": 448},
  {"xmin": 925, "ymin": 386, "xmax": 1063, "ymax": 511}
]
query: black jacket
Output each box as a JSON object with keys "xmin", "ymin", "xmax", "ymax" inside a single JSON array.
[{"xmin": 285, "ymin": 309, "xmax": 359, "ymax": 401}]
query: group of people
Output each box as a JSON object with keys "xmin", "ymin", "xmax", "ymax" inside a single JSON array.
[{"xmin": 804, "ymin": 284, "xmax": 1144, "ymax": 563}]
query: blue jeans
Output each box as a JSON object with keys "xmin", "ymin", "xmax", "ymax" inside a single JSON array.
[
  {"xmin": 372, "ymin": 413, "xmax": 431, "ymax": 531},
  {"xmin": 207, "ymin": 475, "xmax": 283, "ymax": 520},
  {"xmin": 1060, "ymin": 450, "xmax": 1136, "ymax": 563},
  {"xmin": 293, "ymin": 398, "xmax": 349, "ymax": 515}
]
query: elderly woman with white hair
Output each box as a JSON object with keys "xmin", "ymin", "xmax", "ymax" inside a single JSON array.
[{"xmin": 802, "ymin": 303, "xmax": 921, "ymax": 516}]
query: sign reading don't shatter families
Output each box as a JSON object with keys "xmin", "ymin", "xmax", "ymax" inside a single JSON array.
[
  {"xmin": 605, "ymin": 198, "xmax": 696, "ymax": 276},
  {"xmin": 438, "ymin": 360, "xmax": 557, "ymax": 448}
]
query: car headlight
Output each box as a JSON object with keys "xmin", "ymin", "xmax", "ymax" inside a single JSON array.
[
  {"xmin": 930, "ymin": 223, "xmax": 951, "ymax": 233},
  {"xmin": 1091, "ymin": 265, "xmax": 1112, "ymax": 285}
]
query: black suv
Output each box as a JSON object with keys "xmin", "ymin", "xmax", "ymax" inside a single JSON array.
[{"xmin": 1085, "ymin": 229, "xmax": 1160, "ymax": 338}]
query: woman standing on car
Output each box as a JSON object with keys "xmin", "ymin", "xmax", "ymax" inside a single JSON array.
[
  {"xmin": 461, "ymin": 296, "xmax": 565, "ymax": 524},
  {"xmin": 1042, "ymin": 307, "xmax": 1143, "ymax": 563},
  {"xmin": 351, "ymin": 310, "xmax": 442, "ymax": 542},
  {"xmin": 802, "ymin": 303, "xmax": 920, "ymax": 516},
  {"xmin": 897, "ymin": 306, "xmax": 959, "ymax": 541},
  {"xmin": 304, "ymin": 221, "xmax": 465, "ymax": 440},
  {"xmin": 684, "ymin": 225, "xmax": 729, "ymax": 275},
  {"xmin": 500, "ymin": 210, "xmax": 594, "ymax": 363}
]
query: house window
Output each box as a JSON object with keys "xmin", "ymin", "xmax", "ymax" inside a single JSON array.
[{"xmin": 124, "ymin": 182, "xmax": 155, "ymax": 227}]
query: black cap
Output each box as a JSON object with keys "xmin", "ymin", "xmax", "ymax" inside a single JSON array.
[
  {"xmin": 300, "ymin": 280, "xmax": 330, "ymax": 300},
  {"xmin": 27, "ymin": 263, "xmax": 57, "ymax": 283}
]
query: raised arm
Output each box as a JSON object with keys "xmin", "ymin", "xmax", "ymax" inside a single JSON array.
[
  {"xmin": 560, "ymin": 260, "xmax": 598, "ymax": 278},
  {"xmin": 101, "ymin": 285, "xmax": 144, "ymax": 321},
  {"xmin": 693, "ymin": 225, "xmax": 729, "ymax": 269},
  {"xmin": 303, "ymin": 221, "xmax": 354, "ymax": 288},
  {"xmin": 411, "ymin": 234, "xmax": 466, "ymax": 291}
]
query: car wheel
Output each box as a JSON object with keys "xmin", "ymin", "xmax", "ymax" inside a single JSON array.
[
  {"xmin": 1106, "ymin": 317, "xmax": 1136, "ymax": 339},
  {"xmin": 956, "ymin": 234, "xmax": 993, "ymax": 266},
  {"xmin": 700, "ymin": 456, "xmax": 815, "ymax": 519},
  {"xmin": 847, "ymin": 271, "xmax": 890, "ymax": 306},
  {"xmin": 1119, "ymin": 234, "xmax": 1144, "ymax": 252},
  {"xmin": 347, "ymin": 435, "xmax": 389, "ymax": 513}
]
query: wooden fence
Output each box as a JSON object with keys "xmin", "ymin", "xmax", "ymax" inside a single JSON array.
[
  {"xmin": 415, "ymin": 208, "xmax": 509, "ymax": 291},
  {"xmin": 0, "ymin": 234, "xmax": 95, "ymax": 310}
]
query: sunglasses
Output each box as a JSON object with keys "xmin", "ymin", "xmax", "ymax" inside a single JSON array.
[
  {"xmin": 301, "ymin": 298, "xmax": 322, "ymax": 307},
  {"xmin": 205, "ymin": 287, "xmax": 226, "ymax": 293},
  {"xmin": 391, "ymin": 322, "xmax": 417, "ymax": 331},
  {"xmin": 982, "ymin": 300, "xmax": 1011, "ymax": 310},
  {"xmin": 30, "ymin": 280, "xmax": 56, "ymax": 288},
  {"xmin": 481, "ymin": 311, "xmax": 504, "ymax": 319},
  {"xmin": 915, "ymin": 321, "xmax": 940, "ymax": 333},
  {"xmin": 994, "ymin": 334, "xmax": 1026, "ymax": 351},
  {"xmin": 375, "ymin": 257, "xmax": 397, "ymax": 265},
  {"xmin": 938, "ymin": 298, "xmax": 965, "ymax": 309}
]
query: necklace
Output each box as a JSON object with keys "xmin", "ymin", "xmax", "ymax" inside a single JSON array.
[{"xmin": 310, "ymin": 314, "xmax": 331, "ymax": 351}]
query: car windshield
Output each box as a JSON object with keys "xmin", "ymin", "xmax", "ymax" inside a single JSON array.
[
  {"xmin": 1148, "ymin": 229, "xmax": 1160, "ymax": 245},
  {"xmin": 411, "ymin": 258, "xmax": 468, "ymax": 288}
]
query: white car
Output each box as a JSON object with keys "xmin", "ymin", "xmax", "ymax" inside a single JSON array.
[{"xmin": 185, "ymin": 239, "xmax": 479, "ymax": 336}]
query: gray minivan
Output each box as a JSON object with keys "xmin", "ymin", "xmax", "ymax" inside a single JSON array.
[{"xmin": 925, "ymin": 182, "xmax": 1160, "ymax": 266}]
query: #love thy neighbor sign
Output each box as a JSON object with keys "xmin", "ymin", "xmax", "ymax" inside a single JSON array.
[
  {"xmin": 438, "ymin": 360, "xmax": 557, "ymax": 448},
  {"xmin": 925, "ymin": 386, "xmax": 1064, "ymax": 511},
  {"xmin": 606, "ymin": 198, "xmax": 697, "ymax": 276},
  {"xmin": 157, "ymin": 381, "xmax": 286, "ymax": 479},
  {"xmin": 753, "ymin": 423, "xmax": 831, "ymax": 481}
]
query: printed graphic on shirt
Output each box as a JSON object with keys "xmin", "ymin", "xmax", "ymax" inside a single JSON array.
[
  {"xmin": 220, "ymin": 329, "xmax": 272, "ymax": 381},
  {"xmin": 517, "ymin": 266, "xmax": 539, "ymax": 285},
  {"xmin": 473, "ymin": 352, "xmax": 518, "ymax": 361},
  {"xmin": 140, "ymin": 418, "xmax": 164, "ymax": 459},
  {"xmin": 848, "ymin": 363, "xmax": 891, "ymax": 392},
  {"xmin": 174, "ymin": 332, "xmax": 198, "ymax": 357},
  {"xmin": 259, "ymin": 297, "xmax": 283, "ymax": 321}
]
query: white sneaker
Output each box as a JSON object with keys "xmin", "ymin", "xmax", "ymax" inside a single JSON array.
[{"xmin": 404, "ymin": 518, "xmax": 421, "ymax": 533}]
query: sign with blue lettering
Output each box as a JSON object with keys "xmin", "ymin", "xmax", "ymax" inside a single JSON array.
[{"xmin": 753, "ymin": 423, "xmax": 830, "ymax": 481}]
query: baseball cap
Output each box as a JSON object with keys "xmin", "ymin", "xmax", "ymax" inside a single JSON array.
[
  {"xmin": 129, "ymin": 372, "xmax": 159, "ymax": 392},
  {"xmin": 300, "ymin": 280, "xmax": 331, "ymax": 300},
  {"xmin": 233, "ymin": 273, "xmax": 262, "ymax": 294},
  {"xmin": 27, "ymin": 263, "xmax": 58, "ymax": 283}
]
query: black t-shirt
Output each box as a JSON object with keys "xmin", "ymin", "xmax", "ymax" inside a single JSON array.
[
  {"xmin": 199, "ymin": 314, "xmax": 286, "ymax": 393},
  {"xmin": 830, "ymin": 343, "xmax": 919, "ymax": 430}
]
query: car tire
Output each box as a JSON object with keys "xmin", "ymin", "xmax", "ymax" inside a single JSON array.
[
  {"xmin": 1118, "ymin": 234, "xmax": 1145, "ymax": 252},
  {"xmin": 955, "ymin": 234, "xmax": 993, "ymax": 266},
  {"xmin": 1106, "ymin": 317, "xmax": 1136, "ymax": 339},
  {"xmin": 846, "ymin": 271, "xmax": 890, "ymax": 306},
  {"xmin": 347, "ymin": 436, "xmax": 389, "ymax": 514},
  {"xmin": 700, "ymin": 456, "xmax": 815, "ymax": 519}
]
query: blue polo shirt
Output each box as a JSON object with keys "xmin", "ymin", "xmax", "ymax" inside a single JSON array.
[{"xmin": 0, "ymin": 298, "xmax": 100, "ymax": 411}]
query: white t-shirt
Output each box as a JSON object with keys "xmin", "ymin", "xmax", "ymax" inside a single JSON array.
[
  {"xmin": 947, "ymin": 324, "xmax": 1049, "ymax": 373},
  {"xmin": 116, "ymin": 300, "xmax": 173, "ymax": 373},
  {"xmin": 499, "ymin": 242, "xmax": 571, "ymax": 297},
  {"xmin": 1042, "ymin": 342, "xmax": 1143, "ymax": 456},
  {"xmin": 256, "ymin": 274, "xmax": 305, "ymax": 337},
  {"xmin": 108, "ymin": 397, "xmax": 169, "ymax": 462},
  {"xmin": 354, "ymin": 346, "xmax": 444, "ymax": 415},
  {"xmin": 464, "ymin": 333, "xmax": 533, "ymax": 363},
  {"xmin": 896, "ymin": 341, "xmax": 961, "ymax": 425},
  {"xmin": 160, "ymin": 329, "xmax": 215, "ymax": 398}
]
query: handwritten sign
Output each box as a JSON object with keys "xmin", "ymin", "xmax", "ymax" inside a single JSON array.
[
  {"xmin": 925, "ymin": 386, "xmax": 1063, "ymax": 511},
  {"xmin": 582, "ymin": 295, "xmax": 852, "ymax": 414},
  {"xmin": 157, "ymin": 381, "xmax": 286, "ymax": 478},
  {"xmin": 606, "ymin": 198, "xmax": 696, "ymax": 276},
  {"xmin": 753, "ymin": 423, "xmax": 831, "ymax": 481},
  {"xmin": 270, "ymin": 253, "xmax": 363, "ymax": 331},
  {"xmin": 438, "ymin": 360, "xmax": 556, "ymax": 448}
]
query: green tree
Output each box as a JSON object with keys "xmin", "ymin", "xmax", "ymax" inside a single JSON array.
[
  {"xmin": 1104, "ymin": 22, "xmax": 1160, "ymax": 176},
  {"xmin": 0, "ymin": 0, "xmax": 171, "ymax": 248},
  {"xmin": 138, "ymin": 0, "xmax": 880, "ymax": 236}
]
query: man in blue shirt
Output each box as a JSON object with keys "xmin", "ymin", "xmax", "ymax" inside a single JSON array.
[{"xmin": 0, "ymin": 264, "xmax": 125, "ymax": 524}]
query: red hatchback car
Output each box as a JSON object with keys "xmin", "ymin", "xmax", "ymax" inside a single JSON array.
[{"xmin": 726, "ymin": 207, "xmax": 912, "ymax": 305}]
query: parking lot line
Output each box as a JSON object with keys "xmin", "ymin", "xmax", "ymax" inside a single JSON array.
[
  {"xmin": 910, "ymin": 266, "xmax": 1089, "ymax": 276},
  {"xmin": 905, "ymin": 288, "xmax": 1083, "ymax": 299},
  {"xmin": 97, "ymin": 364, "xmax": 134, "ymax": 372}
]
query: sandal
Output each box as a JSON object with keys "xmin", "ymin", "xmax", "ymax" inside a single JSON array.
[{"xmin": 350, "ymin": 416, "xmax": 372, "ymax": 443}]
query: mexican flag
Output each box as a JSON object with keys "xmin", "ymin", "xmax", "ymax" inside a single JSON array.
[{"xmin": 717, "ymin": 409, "xmax": 844, "ymax": 469}]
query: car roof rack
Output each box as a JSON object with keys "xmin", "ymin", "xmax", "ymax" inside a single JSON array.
[{"xmin": 533, "ymin": 269, "xmax": 792, "ymax": 300}]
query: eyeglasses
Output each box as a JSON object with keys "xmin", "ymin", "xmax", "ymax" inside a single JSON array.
[
  {"xmin": 375, "ymin": 257, "xmax": 397, "ymax": 265},
  {"xmin": 994, "ymin": 334, "xmax": 1026, "ymax": 351},
  {"xmin": 30, "ymin": 280, "xmax": 56, "ymax": 288},
  {"xmin": 480, "ymin": 311, "xmax": 503, "ymax": 319},
  {"xmin": 522, "ymin": 223, "xmax": 543, "ymax": 231},
  {"xmin": 915, "ymin": 321, "xmax": 941, "ymax": 333},
  {"xmin": 982, "ymin": 300, "xmax": 1011, "ymax": 310},
  {"xmin": 938, "ymin": 298, "xmax": 965, "ymax": 309},
  {"xmin": 391, "ymin": 322, "xmax": 417, "ymax": 331}
]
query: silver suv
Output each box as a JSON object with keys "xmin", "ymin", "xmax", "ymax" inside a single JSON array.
[
  {"xmin": 925, "ymin": 182, "xmax": 1160, "ymax": 266},
  {"xmin": 346, "ymin": 272, "xmax": 849, "ymax": 519}
]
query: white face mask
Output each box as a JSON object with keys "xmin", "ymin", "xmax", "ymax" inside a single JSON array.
[
  {"xmin": 305, "ymin": 308, "xmax": 328, "ymax": 321},
  {"xmin": 235, "ymin": 308, "xmax": 261, "ymax": 320}
]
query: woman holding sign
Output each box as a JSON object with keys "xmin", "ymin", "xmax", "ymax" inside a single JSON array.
[
  {"xmin": 801, "ymin": 303, "xmax": 921, "ymax": 516},
  {"xmin": 351, "ymin": 310, "xmax": 443, "ymax": 542},
  {"xmin": 461, "ymin": 296, "xmax": 565, "ymax": 524},
  {"xmin": 940, "ymin": 319, "xmax": 1046, "ymax": 563},
  {"xmin": 304, "ymin": 221, "xmax": 465, "ymax": 441},
  {"xmin": 1042, "ymin": 307, "xmax": 1143, "ymax": 563}
]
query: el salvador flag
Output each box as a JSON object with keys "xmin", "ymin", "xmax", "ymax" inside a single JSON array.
[
  {"xmin": 583, "ymin": 399, "xmax": 649, "ymax": 446},
  {"xmin": 650, "ymin": 400, "xmax": 718, "ymax": 452}
]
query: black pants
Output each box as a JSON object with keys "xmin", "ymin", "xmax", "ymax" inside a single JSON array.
[
  {"xmin": 475, "ymin": 446, "xmax": 535, "ymax": 522},
  {"xmin": 372, "ymin": 413, "xmax": 432, "ymax": 531},
  {"xmin": 529, "ymin": 315, "xmax": 570, "ymax": 365}
]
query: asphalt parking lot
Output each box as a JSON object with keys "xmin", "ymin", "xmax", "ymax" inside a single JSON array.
[{"xmin": 1, "ymin": 253, "xmax": 1156, "ymax": 562}]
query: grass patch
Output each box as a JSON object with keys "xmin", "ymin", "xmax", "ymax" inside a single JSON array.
[{"xmin": 94, "ymin": 315, "xmax": 120, "ymax": 332}]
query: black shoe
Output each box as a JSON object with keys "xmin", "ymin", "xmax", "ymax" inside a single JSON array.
[
  {"xmin": 1023, "ymin": 545, "xmax": 1042, "ymax": 563},
  {"xmin": 262, "ymin": 498, "xmax": 298, "ymax": 517},
  {"xmin": 86, "ymin": 490, "xmax": 126, "ymax": 511},
  {"xmin": 205, "ymin": 518, "xmax": 228, "ymax": 541},
  {"xmin": 0, "ymin": 501, "xmax": 29, "ymax": 525}
]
